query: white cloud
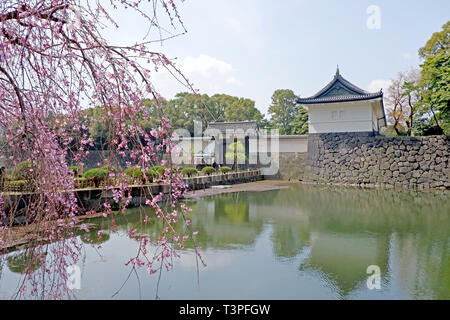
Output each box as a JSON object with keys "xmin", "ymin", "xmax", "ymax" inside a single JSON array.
[
  {"xmin": 367, "ymin": 79, "xmax": 392, "ymax": 94},
  {"xmin": 182, "ymin": 54, "xmax": 235, "ymax": 78},
  {"xmin": 148, "ymin": 54, "xmax": 245, "ymax": 101}
]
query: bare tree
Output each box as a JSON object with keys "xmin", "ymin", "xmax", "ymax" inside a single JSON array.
[{"xmin": 385, "ymin": 69, "xmax": 421, "ymax": 135}]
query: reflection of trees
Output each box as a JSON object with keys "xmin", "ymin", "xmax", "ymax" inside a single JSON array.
[
  {"xmin": 83, "ymin": 195, "xmax": 263, "ymax": 250},
  {"xmin": 394, "ymin": 233, "xmax": 450, "ymax": 299},
  {"xmin": 3, "ymin": 184, "xmax": 448, "ymax": 299},
  {"xmin": 267, "ymin": 184, "xmax": 450, "ymax": 299},
  {"xmin": 214, "ymin": 194, "xmax": 249, "ymax": 224},
  {"xmin": 266, "ymin": 184, "xmax": 449, "ymax": 235},
  {"xmin": 96, "ymin": 185, "xmax": 448, "ymax": 299},
  {"xmin": 193, "ymin": 194, "xmax": 264, "ymax": 249},
  {"xmin": 300, "ymin": 233, "xmax": 390, "ymax": 297},
  {"xmin": 272, "ymin": 224, "xmax": 310, "ymax": 259},
  {"xmin": 80, "ymin": 228, "xmax": 111, "ymax": 245},
  {"xmin": 7, "ymin": 250, "xmax": 46, "ymax": 274}
]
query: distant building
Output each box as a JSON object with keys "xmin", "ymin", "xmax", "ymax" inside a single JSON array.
[
  {"xmin": 205, "ymin": 121, "xmax": 259, "ymax": 168},
  {"xmin": 297, "ymin": 68, "xmax": 386, "ymax": 134}
]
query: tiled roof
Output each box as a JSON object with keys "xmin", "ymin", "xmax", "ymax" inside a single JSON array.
[
  {"xmin": 206, "ymin": 121, "xmax": 258, "ymax": 133},
  {"xmin": 297, "ymin": 68, "xmax": 383, "ymax": 104},
  {"xmin": 297, "ymin": 92, "xmax": 383, "ymax": 104}
]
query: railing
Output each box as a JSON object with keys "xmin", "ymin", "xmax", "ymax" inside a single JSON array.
[{"xmin": 1, "ymin": 169, "xmax": 262, "ymax": 193}]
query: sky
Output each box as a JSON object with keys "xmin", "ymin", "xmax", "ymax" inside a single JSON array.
[{"xmin": 101, "ymin": 0, "xmax": 450, "ymax": 117}]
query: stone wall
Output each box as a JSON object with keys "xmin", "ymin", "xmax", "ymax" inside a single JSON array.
[
  {"xmin": 305, "ymin": 132, "xmax": 449, "ymax": 189},
  {"xmin": 263, "ymin": 135, "xmax": 308, "ymax": 181},
  {"xmin": 273, "ymin": 152, "xmax": 307, "ymax": 181}
]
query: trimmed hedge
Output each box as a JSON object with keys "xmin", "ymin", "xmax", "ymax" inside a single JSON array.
[
  {"xmin": 124, "ymin": 166, "xmax": 142, "ymax": 178},
  {"xmin": 201, "ymin": 166, "xmax": 216, "ymax": 175},
  {"xmin": 82, "ymin": 167, "xmax": 109, "ymax": 180},
  {"xmin": 181, "ymin": 167, "xmax": 198, "ymax": 177},
  {"xmin": 101, "ymin": 165, "xmax": 117, "ymax": 173},
  {"xmin": 219, "ymin": 166, "xmax": 232, "ymax": 174},
  {"xmin": 124, "ymin": 166, "xmax": 157, "ymax": 182},
  {"xmin": 152, "ymin": 166, "xmax": 165, "ymax": 176}
]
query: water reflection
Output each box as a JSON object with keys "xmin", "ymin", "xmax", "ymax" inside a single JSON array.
[
  {"xmin": 1, "ymin": 184, "xmax": 449, "ymax": 299},
  {"xmin": 7, "ymin": 251, "xmax": 47, "ymax": 274}
]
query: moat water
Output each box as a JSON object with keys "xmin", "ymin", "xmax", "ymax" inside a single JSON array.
[{"xmin": 1, "ymin": 184, "xmax": 449, "ymax": 299}]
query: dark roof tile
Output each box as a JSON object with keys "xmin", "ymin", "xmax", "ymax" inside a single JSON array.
[{"xmin": 297, "ymin": 69, "xmax": 383, "ymax": 104}]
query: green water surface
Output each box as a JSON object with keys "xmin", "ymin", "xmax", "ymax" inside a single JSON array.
[{"xmin": 1, "ymin": 184, "xmax": 449, "ymax": 299}]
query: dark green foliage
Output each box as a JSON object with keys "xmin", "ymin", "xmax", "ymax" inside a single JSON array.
[
  {"xmin": 268, "ymin": 89, "xmax": 299, "ymax": 135},
  {"xmin": 416, "ymin": 20, "xmax": 450, "ymax": 134},
  {"xmin": 291, "ymin": 106, "xmax": 309, "ymax": 135}
]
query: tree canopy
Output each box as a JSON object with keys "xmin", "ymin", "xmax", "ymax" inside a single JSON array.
[
  {"xmin": 268, "ymin": 89, "xmax": 299, "ymax": 135},
  {"xmin": 385, "ymin": 20, "xmax": 449, "ymax": 136},
  {"xmin": 267, "ymin": 89, "xmax": 308, "ymax": 135}
]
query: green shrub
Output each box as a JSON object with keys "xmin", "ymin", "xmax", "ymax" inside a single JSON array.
[
  {"xmin": 146, "ymin": 169, "xmax": 157, "ymax": 181},
  {"xmin": 124, "ymin": 166, "xmax": 142, "ymax": 178},
  {"xmin": 124, "ymin": 166, "xmax": 157, "ymax": 182},
  {"xmin": 82, "ymin": 167, "xmax": 109, "ymax": 180},
  {"xmin": 68, "ymin": 165, "xmax": 79, "ymax": 175},
  {"xmin": 201, "ymin": 166, "xmax": 216, "ymax": 175},
  {"xmin": 171, "ymin": 166, "xmax": 181, "ymax": 174},
  {"xmin": 219, "ymin": 166, "xmax": 232, "ymax": 174},
  {"xmin": 12, "ymin": 161, "xmax": 32, "ymax": 180},
  {"xmin": 102, "ymin": 165, "xmax": 117, "ymax": 173},
  {"xmin": 181, "ymin": 167, "xmax": 198, "ymax": 177},
  {"xmin": 152, "ymin": 166, "xmax": 165, "ymax": 176}
]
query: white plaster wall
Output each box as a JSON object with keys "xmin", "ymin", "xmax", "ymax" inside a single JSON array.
[
  {"xmin": 371, "ymin": 104, "xmax": 379, "ymax": 132},
  {"xmin": 255, "ymin": 136, "xmax": 308, "ymax": 154},
  {"xmin": 307, "ymin": 101, "xmax": 374, "ymax": 133},
  {"xmin": 278, "ymin": 136, "xmax": 308, "ymax": 153}
]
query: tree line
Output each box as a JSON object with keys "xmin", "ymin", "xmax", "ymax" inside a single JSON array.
[
  {"xmin": 385, "ymin": 21, "xmax": 449, "ymax": 136},
  {"xmin": 84, "ymin": 90, "xmax": 308, "ymax": 149}
]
